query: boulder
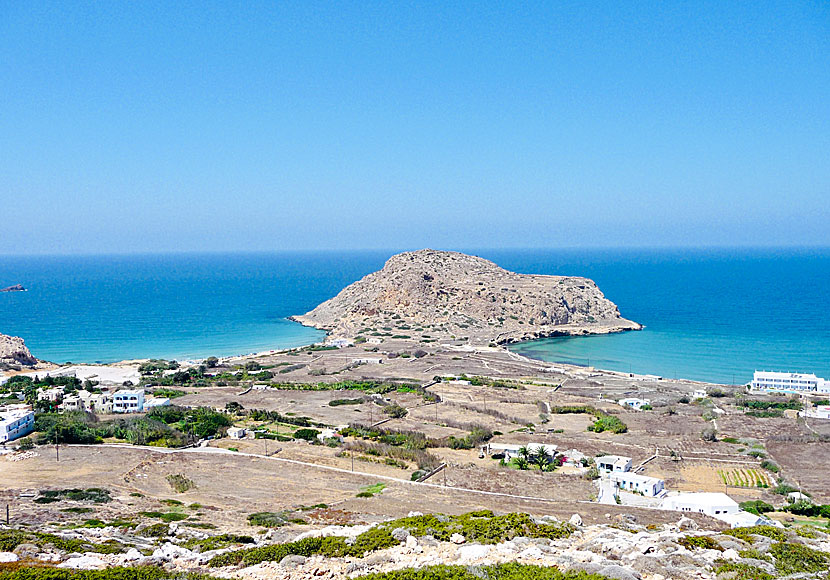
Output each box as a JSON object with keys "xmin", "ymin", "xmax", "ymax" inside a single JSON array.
[
  {"xmin": 58, "ymin": 556, "xmax": 107, "ymax": 570},
  {"xmin": 569, "ymin": 514, "xmax": 583, "ymax": 527},
  {"xmin": 457, "ymin": 545, "xmax": 490, "ymax": 562},
  {"xmin": 450, "ymin": 533, "xmax": 466, "ymax": 544},
  {"xmin": 0, "ymin": 553, "xmax": 19, "ymax": 563},
  {"xmin": 280, "ymin": 555, "xmax": 307, "ymax": 568},
  {"xmin": 676, "ymin": 517, "xmax": 698, "ymax": 531},
  {"xmin": 391, "ymin": 527, "xmax": 410, "ymax": 542},
  {"xmin": 598, "ymin": 564, "xmax": 641, "ymax": 580}
]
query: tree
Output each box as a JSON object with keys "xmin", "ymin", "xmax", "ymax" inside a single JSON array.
[
  {"xmin": 531, "ymin": 446, "xmax": 552, "ymax": 469},
  {"xmin": 701, "ymin": 426, "xmax": 718, "ymax": 442},
  {"xmin": 513, "ymin": 456, "xmax": 529, "ymax": 470},
  {"xmin": 205, "ymin": 356, "xmax": 219, "ymax": 368}
]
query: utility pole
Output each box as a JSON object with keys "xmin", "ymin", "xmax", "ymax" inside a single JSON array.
[
  {"xmin": 6, "ymin": 504, "xmax": 9, "ymax": 525},
  {"xmin": 351, "ymin": 453, "xmax": 354, "ymax": 472}
]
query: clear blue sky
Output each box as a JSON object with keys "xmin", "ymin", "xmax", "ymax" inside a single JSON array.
[{"xmin": 2, "ymin": 1, "xmax": 828, "ymax": 254}]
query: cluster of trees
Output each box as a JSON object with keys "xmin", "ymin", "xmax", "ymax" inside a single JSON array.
[
  {"xmin": 509, "ymin": 446, "xmax": 563, "ymax": 471},
  {"xmin": 32, "ymin": 406, "xmax": 232, "ymax": 447}
]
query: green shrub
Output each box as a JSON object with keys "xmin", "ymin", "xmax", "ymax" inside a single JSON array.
[
  {"xmin": 36, "ymin": 488, "xmax": 111, "ymax": 504},
  {"xmin": 166, "ymin": 474, "xmax": 196, "ymax": 493},
  {"xmin": 294, "ymin": 428, "xmax": 321, "ymax": 441},
  {"xmin": 678, "ymin": 535, "xmax": 723, "ymax": 551},
  {"xmin": 246, "ymin": 511, "xmax": 306, "ymax": 528},
  {"xmin": 723, "ymin": 525, "xmax": 788, "ymax": 543},
  {"xmin": 140, "ymin": 511, "xmax": 188, "ymax": 522},
  {"xmin": 759, "ymin": 460, "xmax": 779, "ymax": 473},
  {"xmin": 0, "ymin": 566, "xmax": 216, "ymax": 580},
  {"xmin": 713, "ymin": 562, "xmax": 773, "ymax": 580},
  {"xmin": 329, "ymin": 398, "xmax": 363, "ymax": 406},
  {"xmin": 739, "ymin": 500, "xmax": 774, "ymax": 516},
  {"xmin": 587, "ymin": 415, "xmax": 627, "ymax": 434},
  {"xmin": 769, "ymin": 542, "xmax": 829, "ymax": 574}
]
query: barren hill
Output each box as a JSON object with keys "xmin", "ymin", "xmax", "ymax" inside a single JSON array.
[
  {"xmin": 0, "ymin": 333, "xmax": 37, "ymax": 366},
  {"xmin": 292, "ymin": 249, "xmax": 640, "ymax": 345}
]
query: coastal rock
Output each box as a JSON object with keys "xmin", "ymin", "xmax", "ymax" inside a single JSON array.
[
  {"xmin": 0, "ymin": 333, "xmax": 36, "ymax": 366},
  {"xmin": 291, "ymin": 249, "xmax": 640, "ymax": 345}
]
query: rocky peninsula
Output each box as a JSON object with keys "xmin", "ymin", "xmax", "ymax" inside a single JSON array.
[
  {"xmin": 292, "ymin": 249, "xmax": 640, "ymax": 345},
  {"xmin": 0, "ymin": 332, "xmax": 37, "ymax": 366}
]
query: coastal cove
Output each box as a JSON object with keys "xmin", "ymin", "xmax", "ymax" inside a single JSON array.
[{"xmin": 0, "ymin": 248, "xmax": 828, "ymax": 384}]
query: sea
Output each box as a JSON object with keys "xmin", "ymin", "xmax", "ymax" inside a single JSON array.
[{"xmin": 1, "ymin": 248, "xmax": 828, "ymax": 385}]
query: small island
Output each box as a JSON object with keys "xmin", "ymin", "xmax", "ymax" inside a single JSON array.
[
  {"xmin": 291, "ymin": 249, "xmax": 640, "ymax": 345},
  {"xmin": 1, "ymin": 283, "xmax": 26, "ymax": 292}
]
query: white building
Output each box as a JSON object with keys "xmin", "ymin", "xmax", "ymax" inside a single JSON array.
[
  {"xmin": 317, "ymin": 428, "xmax": 344, "ymax": 443},
  {"xmin": 800, "ymin": 405, "xmax": 830, "ymax": 420},
  {"xmin": 619, "ymin": 398, "xmax": 650, "ymax": 410},
  {"xmin": 609, "ymin": 471, "xmax": 665, "ymax": 497},
  {"xmin": 0, "ymin": 410, "xmax": 35, "ymax": 443},
  {"xmin": 787, "ymin": 491, "xmax": 812, "ymax": 504},
  {"xmin": 693, "ymin": 389, "xmax": 708, "ymax": 399},
  {"xmin": 352, "ymin": 357, "xmax": 384, "ymax": 365},
  {"xmin": 595, "ymin": 455, "xmax": 632, "ymax": 473},
  {"xmin": 113, "ymin": 389, "xmax": 145, "ymax": 413},
  {"xmin": 751, "ymin": 371, "xmax": 829, "ymax": 394},
  {"xmin": 143, "ymin": 397, "xmax": 171, "ymax": 410},
  {"xmin": 327, "ymin": 338, "xmax": 354, "ymax": 349},
  {"xmin": 59, "ymin": 391, "xmax": 112, "ymax": 414},
  {"xmin": 37, "ymin": 387, "xmax": 65, "ymax": 402},
  {"xmin": 366, "ymin": 337, "xmax": 384, "ymax": 345},
  {"xmin": 660, "ymin": 492, "xmax": 738, "ymax": 517},
  {"xmin": 227, "ymin": 426, "xmax": 247, "ymax": 439}
]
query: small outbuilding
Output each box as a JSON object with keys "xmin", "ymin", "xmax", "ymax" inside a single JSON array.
[
  {"xmin": 595, "ymin": 455, "xmax": 632, "ymax": 473},
  {"xmin": 227, "ymin": 427, "xmax": 247, "ymax": 439},
  {"xmin": 609, "ymin": 471, "xmax": 665, "ymax": 497}
]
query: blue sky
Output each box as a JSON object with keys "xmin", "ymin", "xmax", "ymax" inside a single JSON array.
[{"xmin": 2, "ymin": 1, "xmax": 828, "ymax": 254}]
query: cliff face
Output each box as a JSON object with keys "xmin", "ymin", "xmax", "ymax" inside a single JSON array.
[
  {"xmin": 292, "ymin": 249, "xmax": 640, "ymax": 345},
  {"xmin": 0, "ymin": 333, "xmax": 37, "ymax": 366}
]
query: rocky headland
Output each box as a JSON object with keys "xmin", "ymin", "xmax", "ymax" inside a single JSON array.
[
  {"xmin": 292, "ymin": 249, "xmax": 640, "ymax": 345},
  {"xmin": 0, "ymin": 332, "xmax": 37, "ymax": 366}
]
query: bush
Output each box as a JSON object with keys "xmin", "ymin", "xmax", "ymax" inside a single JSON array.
[
  {"xmin": 678, "ymin": 535, "xmax": 723, "ymax": 551},
  {"xmin": 713, "ymin": 562, "xmax": 773, "ymax": 580},
  {"xmin": 329, "ymin": 398, "xmax": 363, "ymax": 406},
  {"xmin": 739, "ymin": 500, "xmax": 774, "ymax": 516},
  {"xmin": 294, "ymin": 428, "xmax": 321, "ymax": 441},
  {"xmin": 356, "ymin": 564, "xmax": 612, "ymax": 580},
  {"xmin": 166, "ymin": 474, "xmax": 196, "ymax": 493},
  {"xmin": 700, "ymin": 427, "xmax": 718, "ymax": 442},
  {"xmin": 382, "ymin": 403, "xmax": 408, "ymax": 418},
  {"xmin": 723, "ymin": 525, "xmax": 788, "ymax": 543},
  {"xmin": 759, "ymin": 460, "xmax": 779, "ymax": 473},
  {"xmin": 36, "ymin": 488, "xmax": 111, "ymax": 504},
  {"xmin": 587, "ymin": 415, "xmax": 627, "ymax": 434},
  {"xmin": 769, "ymin": 542, "xmax": 829, "ymax": 574}
]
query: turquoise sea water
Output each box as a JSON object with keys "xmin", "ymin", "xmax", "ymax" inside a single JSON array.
[{"xmin": 1, "ymin": 249, "xmax": 828, "ymax": 385}]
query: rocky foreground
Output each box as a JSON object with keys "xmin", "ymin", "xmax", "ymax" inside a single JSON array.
[
  {"xmin": 292, "ymin": 250, "xmax": 640, "ymax": 345},
  {"xmin": 2, "ymin": 511, "xmax": 828, "ymax": 580},
  {"xmin": 0, "ymin": 332, "xmax": 36, "ymax": 366}
]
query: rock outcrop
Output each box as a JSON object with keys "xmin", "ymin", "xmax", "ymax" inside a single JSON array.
[
  {"xmin": 0, "ymin": 333, "xmax": 37, "ymax": 366},
  {"xmin": 292, "ymin": 249, "xmax": 640, "ymax": 345}
]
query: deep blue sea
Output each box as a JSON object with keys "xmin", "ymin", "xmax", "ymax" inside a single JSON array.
[{"xmin": 1, "ymin": 249, "xmax": 828, "ymax": 385}]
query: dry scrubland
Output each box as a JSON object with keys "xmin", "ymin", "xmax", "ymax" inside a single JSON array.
[{"xmin": 3, "ymin": 339, "xmax": 830, "ymax": 580}]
